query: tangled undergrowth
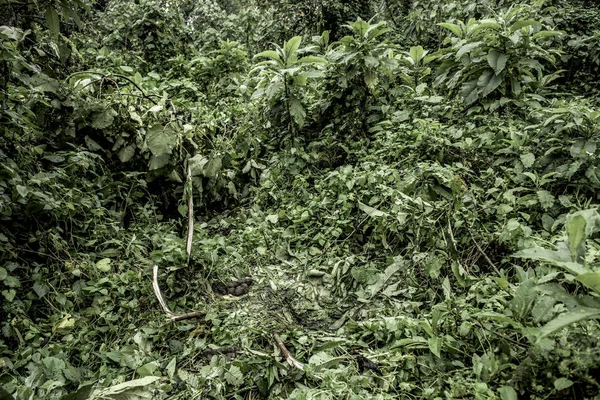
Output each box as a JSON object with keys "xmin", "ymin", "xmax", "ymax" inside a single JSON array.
[{"xmin": 1, "ymin": 0, "xmax": 600, "ymax": 399}]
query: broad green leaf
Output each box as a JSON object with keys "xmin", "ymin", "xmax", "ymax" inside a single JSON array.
[
  {"xmin": 137, "ymin": 362, "xmax": 159, "ymax": 377},
  {"xmin": 554, "ymin": 378, "xmax": 573, "ymax": 391},
  {"xmin": 438, "ymin": 23, "xmax": 463, "ymax": 38},
  {"xmin": 289, "ymin": 97, "xmax": 306, "ymax": 127},
  {"xmin": 293, "ymin": 75, "xmax": 307, "ymax": 86},
  {"xmin": 409, "ymin": 46, "xmax": 425, "ymax": 64},
  {"xmin": 469, "ymin": 20, "xmax": 501, "ymax": 36},
  {"xmin": 498, "ymin": 386, "xmax": 518, "ymax": 400},
  {"xmin": 188, "ymin": 154, "xmax": 208, "ymax": 176},
  {"xmin": 364, "ymin": 70, "xmax": 377, "ymax": 89},
  {"xmin": 46, "ymin": 7, "xmax": 60, "ymax": 36},
  {"xmin": 513, "ymin": 247, "xmax": 587, "ymax": 275},
  {"xmin": 520, "ymin": 153, "xmax": 535, "ymax": 168},
  {"xmin": 147, "ymin": 125, "xmax": 176, "ymax": 156},
  {"xmin": 428, "ymin": 336, "xmax": 441, "ymax": 358},
  {"xmin": 358, "ymin": 202, "xmax": 388, "ymax": 218},
  {"xmin": 92, "ymin": 108, "xmax": 117, "ymax": 129},
  {"xmin": 60, "ymin": 383, "xmax": 94, "ymax": 400},
  {"xmin": 95, "ymin": 258, "xmax": 112, "ymax": 272},
  {"xmin": 479, "ymin": 69, "xmax": 503, "ymax": 98},
  {"xmin": 575, "ymin": 272, "xmax": 600, "ymax": 294},
  {"xmin": 297, "ymin": 56, "xmax": 326, "ymax": 63},
  {"xmin": 461, "ymin": 79, "xmax": 479, "ymax": 105},
  {"xmin": 118, "ymin": 145, "xmax": 136, "ymax": 163},
  {"xmin": 456, "ymin": 41, "xmax": 483, "ymax": 59},
  {"xmin": 567, "ymin": 215, "xmax": 586, "ymax": 261},
  {"xmin": 134, "ymin": 72, "xmax": 142, "ymax": 85},
  {"xmin": 149, "ymin": 154, "xmax": 170, "ymax": 170},
  {"xmin": 94, "ymin": 376, "xmax": 160, "ymax": 399},
  {"xmin": 284, "ymin": 36, "xmax": 302, "ymax": 58},
  {"xmin": 254, "ymin": 50, "xmax": 282, "ymax": 64},
  {"xmin": 0, "ymin": 267, "xmax": 7, "ymax": 280},
  {"xmin": 487, "ymin": 50, "xmax": 508, "ymax": 75},
  {"xmin": 166, "ymin": 357, "xmax": 176, "ymax": 379},
  {"xmin": 511, "ymin": 279, "xmax": 536, "ymax": 320},
  {"xmin": 537, "ymin": 308, "xmax": 600, "ymax": 341},
  {"xmin": 350, "ymin": 20, "xmax": 370, "ymax": 36},
  {"xmin": 510, "ymin": 20, "xmax": 541, "ymax": 32},
  {"xmin": 532, "ymin": 31, "xmax": 562, "ymax": 40},
  {"xmin": 537, "ymin": 190, "xmax": 554, "ymax": 210},
  {"xmin": 204, "ymin": 156, "xmax": 222, "ymax": 178},
  {"xmin": 532, "ymin": 296, "xmax": 556, "ymax": 323},
  {"xmin": 16, "ymin": 185, "xmax": 28, "ymax": 198}
]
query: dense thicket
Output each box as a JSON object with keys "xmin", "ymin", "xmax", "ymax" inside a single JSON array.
[{"xmin": 1, "ymin": 0, "xmax": 600, "ymax": 399}]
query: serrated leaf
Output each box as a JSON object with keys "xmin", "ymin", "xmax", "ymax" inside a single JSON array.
[
  {"xmin": 487, "ymin": 50, "xmax": 508, "ymax": 75},
  {"xmin": 224, "ymin": 365, "xmax": 243, "ymax": 386}
]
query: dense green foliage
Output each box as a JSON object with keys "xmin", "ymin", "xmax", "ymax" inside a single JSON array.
[{"xmin": 1, "ymin": 0, "xmax": 600, "ymax": 398}]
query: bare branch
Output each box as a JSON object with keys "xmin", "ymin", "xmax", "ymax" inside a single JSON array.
[
  {"xmin": 186, "ymin": 165, "xmax": 193, "ymax": 266},
  {"xmin": 273, "ymin": 333, "xmax": 304, "ymax": 370},
  {"xmin": 467, "ymin": 227, "xmax": 501, "ymax": 275},
  {"xmin": 152, "ymin": 265, "xmax": 205, "ymax": 322}
]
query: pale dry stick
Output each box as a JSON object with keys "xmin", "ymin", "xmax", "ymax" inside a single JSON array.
[
  {"xmin": 152, "ymin": 265, "xmax": 205, "ymax": 322},
  {"xmin": 467, "ymin": 226, "xmax": 501, "ymax": 275},
  {"xmin": 273, "ymin": 333, "xmax": 304, "ymax": 370},
  {"xmin": 186, "ymin": 165, "xmax": 194, "ymax": 266}
]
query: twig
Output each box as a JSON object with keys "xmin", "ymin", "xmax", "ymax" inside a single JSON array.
[
  {"xmin": 467, "ymin": 226, "xmax": 501, "ymax": 275},
  {"xmin": 152, "ymin": 265, "xmax": 205, "ymax": 322},
  {"xmin": 186, "ymin": 165, "xmax": 193, "ymax": 266},
  {"xmin": 273, "ymin": 333, "xmax": 304, "ymax": 370}
]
